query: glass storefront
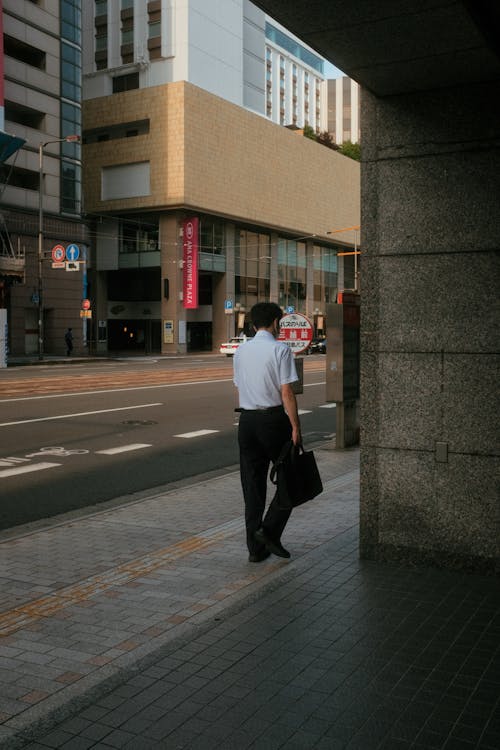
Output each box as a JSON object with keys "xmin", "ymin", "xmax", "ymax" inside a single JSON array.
[
  {"xmin": 235, "ymin": 229, "xmax": 271, "ymax": 307},
  {"xmin": 313, "ymin": 243, "xmax": 338, "ymax": 305},
  {"xmin": 278, "ymin": 238, "xmax": 306, "ymax": 312}
]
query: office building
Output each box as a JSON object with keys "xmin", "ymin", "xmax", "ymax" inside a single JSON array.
[
  {"xmin": 82, "ymin": 0, "xmax": 359, "ymax": 353},
  {"xmin": 0, "ymin": 0, "xmax": 87, "ymax": 356},
  {"xmin": 0, "ymin": 0, "xmax": 359, "ymax": 356}
]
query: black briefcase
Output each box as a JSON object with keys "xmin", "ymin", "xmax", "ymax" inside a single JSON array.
[{"xmin": 270, "ymin": 441, "xmax": 323, "ymax": 510}]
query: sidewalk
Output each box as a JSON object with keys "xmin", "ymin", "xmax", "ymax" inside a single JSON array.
[{"xmin": 0, "ymin": 445, "xmax": 498, "ymax": 750}]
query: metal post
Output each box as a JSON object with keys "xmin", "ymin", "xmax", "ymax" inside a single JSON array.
[
  {"xmin": 36, "ymin": 135, "xmax": 80, "ymax": 360},
  {"xmin": 37, "ymin": 142, "xmax": 44, "ymax": 360},
  {"xmin": 354, "ymin": 229, "xmax": 358, "ymax": 292}
]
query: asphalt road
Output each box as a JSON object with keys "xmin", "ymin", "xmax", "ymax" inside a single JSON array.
[{"xmin": 0, "ymin": 356, "xmax": 334, "ymax": 531}]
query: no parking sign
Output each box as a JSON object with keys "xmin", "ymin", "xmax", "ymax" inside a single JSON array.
[{"xmin": 278, "ymin": 313, "xmax": 313, "ymax": 354}]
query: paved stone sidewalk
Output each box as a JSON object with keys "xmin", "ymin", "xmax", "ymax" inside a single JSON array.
[
  {"xmin": 0, "ymin": 444, "xmax": 358, "ymax": 747},
  {"xmin": 1, "ymin": 445, "xmax": 499, "ymax": 749}
]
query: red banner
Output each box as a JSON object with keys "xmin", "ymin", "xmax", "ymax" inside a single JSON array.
[{"xmin": 182, "ymin": 217, "xmax": 199, "ymax": 309}]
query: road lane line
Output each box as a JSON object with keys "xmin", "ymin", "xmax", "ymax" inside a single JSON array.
[
  {"xmin": 0, "ymin": 378, "xmax": 326, "ymax": 403},
  {"xmin": 96, "ymin": 444, "xmax": 152, "ymax": 455},
  {"xmin": 0, "ymin": 380, "xmax": 233, "ymax": 402},
  {"xmin": 0, "ymin": 462, "xmax": 61, "ymax": 478},
  {"xmin": 319, "ymin": 403, "xmax": 336, "ymax": 408},
  {"xmin": 0, "ymin": 403, "xmax": 162, "ymax": 427},
  {"xmin": 298, "ymin": 409, "xmax": 312, "ymax": 415},
  {"xmin": 174, "ymin": 429, "xmax": 219, "ymax": 439}
]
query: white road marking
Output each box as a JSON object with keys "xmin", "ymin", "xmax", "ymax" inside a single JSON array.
[
  {"xmin": 0, "ymin": 403, "xmax": 162, "ymax": 428},
  {"xmin": 319, "ymin": 403, "xmax": 336, "ymax": 408},
  {"xmin": 298, "ymin": 409, "xmax": 312, "ymax": 415},
  {"xmin": 0, "ymin": 457, "xmax": 30, "ymax": 467},
  {"xmin": 0, "ymin": 462, "xmax": 61, "ymax": 478},
  {"xmin": 174, "ymin": 429, "xmax": 219, "ymax": 439},
  {"xmin": 96, "ymin": 443, "xmax": 152, "ymax": 455}
]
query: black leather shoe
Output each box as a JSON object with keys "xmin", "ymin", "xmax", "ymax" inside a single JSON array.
[
  {"xmin": 255, "ymin": 528, "xmax": 291, "ymax": 559},
  {"xmin": 248, "ymin": 549, "xmax": 271, "ymax": 563}
]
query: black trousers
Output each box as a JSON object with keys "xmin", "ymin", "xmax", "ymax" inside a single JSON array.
[{"xmin": 238, "ymin": 407, "xmax": 292, "ymax": 555}]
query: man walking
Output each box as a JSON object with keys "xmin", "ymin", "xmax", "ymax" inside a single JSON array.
[
  {"xmin": 233, "ymin": 302, "xmax": 302, "ymax": 562},
  {"xmin": 64, "ymin": 327, "xmax": 73, "ymax": 356}
]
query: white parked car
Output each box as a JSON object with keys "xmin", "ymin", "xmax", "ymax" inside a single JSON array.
[{"xmin": 219, "ymin": 335, "xmax": 250, "ymax": 356}]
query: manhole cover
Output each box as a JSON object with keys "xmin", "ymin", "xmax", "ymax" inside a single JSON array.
[{"xmin": 122, "ymin": 420, "xmax": 158, "ymax": 425}]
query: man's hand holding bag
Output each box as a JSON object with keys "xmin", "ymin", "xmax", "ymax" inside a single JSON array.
[{"xmin": 270, "ymin": 441, "xmax": 323, "ymax": 510}]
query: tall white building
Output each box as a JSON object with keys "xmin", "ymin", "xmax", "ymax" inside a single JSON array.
[
  {"xmin": 83, "ymin": 0, "xmax": 327, "ymax": 132},
  {"xmin": 327, "ymin": 76, "xmax": 360, "ymax": 144},
  {"xmin": 264, "ymin": 19, "xmax": 327, "ymax": 131}
]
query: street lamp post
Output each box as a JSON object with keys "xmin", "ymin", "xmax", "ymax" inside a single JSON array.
[
  {"xmin": 326, "ymin": 224, "xmax": 361, "ymax": 292},
  {"xmin": 37, "ymin": 135, "xmax": 80, "ymax": 360}
]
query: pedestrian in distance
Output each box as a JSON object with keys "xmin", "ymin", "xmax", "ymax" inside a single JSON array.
[
  {"xmin": 233, "ymin": 302, "xmax": 302, "ymax": 562},
  {"xmin": 64, "ymin": 327, "xmax": 73, "ymax": 356}
]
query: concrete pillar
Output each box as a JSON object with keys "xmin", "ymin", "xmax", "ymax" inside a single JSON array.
[
  {"xmin": 360, "ymin": 82, "xmax": 499, "ymax": 572},
  {"xmin": 160, "ymin": 214, "xmax": 185, "ymax": 354}
]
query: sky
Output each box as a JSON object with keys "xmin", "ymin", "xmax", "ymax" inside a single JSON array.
[{"xmin": 324, "ymin": 60, "xmax": 344, "ymax": 79}]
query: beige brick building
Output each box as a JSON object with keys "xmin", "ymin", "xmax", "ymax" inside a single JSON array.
[{"xmin": 83, "ymin": 81, "xmax": 360, "ymax": 353}]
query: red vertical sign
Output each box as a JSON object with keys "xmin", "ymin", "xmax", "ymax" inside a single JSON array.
[{"xmin": 183, "ymin": 217, "xmax": 199, "ymax": 309}]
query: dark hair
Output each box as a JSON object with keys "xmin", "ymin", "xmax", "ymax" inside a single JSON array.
[{"xmin": 250, "ymin": 302, "xmax": 282, "ymax": 329}]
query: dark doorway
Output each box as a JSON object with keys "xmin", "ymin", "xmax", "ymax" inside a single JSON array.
[{"xmin": 187, "ymin": 322, "xmax": 212, "ymax": 352}]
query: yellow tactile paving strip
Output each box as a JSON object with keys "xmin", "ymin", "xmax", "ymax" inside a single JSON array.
[{"xmin": 0, "ymin": 519, "xmax": 281, "ymax": 638}]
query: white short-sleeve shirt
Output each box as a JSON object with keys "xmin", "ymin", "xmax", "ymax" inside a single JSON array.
[{"xmin": 233, "ymin": 330, "xmax": 298, "ymax": 409}]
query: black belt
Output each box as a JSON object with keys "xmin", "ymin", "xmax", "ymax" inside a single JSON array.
[{"xmin": 235, "ymin": 405, "xmax": 283, "ymax": 414}]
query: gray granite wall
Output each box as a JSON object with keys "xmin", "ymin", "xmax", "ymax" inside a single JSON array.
[{"xmin": 359, "ymin": 82, "xmax": 500, "ymax": 572}]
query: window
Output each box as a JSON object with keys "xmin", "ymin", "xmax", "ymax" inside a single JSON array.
[
  {"xmin": 61, "ymin": 102, "xmax": 81, "ymax": 159},
  {"xmin": 120, "ymin": 219, "xmax": 159, "ymax": 255},
  {"xmin": 61, "ymin": 42, "xmax": 82, "ymax": 101},
  {"xmin": 313, "ymin": 245, "xmax": 337, "ymax": 305},
  {"xmin": 4, "ymin": 101, "xmax": 44, "ymax": 130},
  {"xmin": 148, "ymin": 21, "xmax": 161, "ymax": 38},
  {"xmin": 61, "ymin": 162, "xmax": 81, "ymax": 214},
  {"xmin": 61, "ymin": 0, "xmax": 81, "ymax": 44},
  {"xmin": 199, "ymin": 220, "xmax": 225, "ymax": 272},
  {"xmin": 265, "ymin": 22, "xmax": 324, "ymax": 75},
  {"xmin": 95, "ymin": 0, "xmax": 108, "ymax": 67},
  {"xmin": 112, "ymin": 72, "xmax": 139, "ymax": 93},
  {"xmin": 96, "ymin": 33, "xmax": 108, "ymax": 51},
  {"xmin": 3, "ymin": 34, "xmax": 45, "ymax": 69},
  {"xmin": 83, "ymin": 119, "xmax": 149, "ymax": 143},
  {"xmin": 121, "ymin": 28, "xmax": 134, "ymax": 45},
  {"xmin": 95, "ymin": 0, "xmax": 107, "ymax": 16},
  {"xmin": 235, "ymin": 230, "xmax": 270, "ymax": 307},
  {"xmin": 278, "ymin": 239, "xmax": 307, "ymax": 312},
  {"xmin": 0, "ymin": 165, "xmax": 38, "ymax": 191}
]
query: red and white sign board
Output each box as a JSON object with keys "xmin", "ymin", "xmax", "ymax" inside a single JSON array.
[
  {"xmin": 278, "ymin": 313, "xmax": 313, "ymax": 354},
  {"xmin": 51, "ymin": 244, "xmax": 65, "ymax": 262}
]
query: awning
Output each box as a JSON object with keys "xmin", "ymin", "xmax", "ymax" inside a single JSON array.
[{"xmin": 0, "ymin": 131, "xmax": 26, "ymax": 163}]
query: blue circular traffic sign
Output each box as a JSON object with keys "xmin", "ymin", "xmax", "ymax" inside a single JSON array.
[{"xmin": 66, "ymin": 243, "xmax": 80, "ymax": 261}]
